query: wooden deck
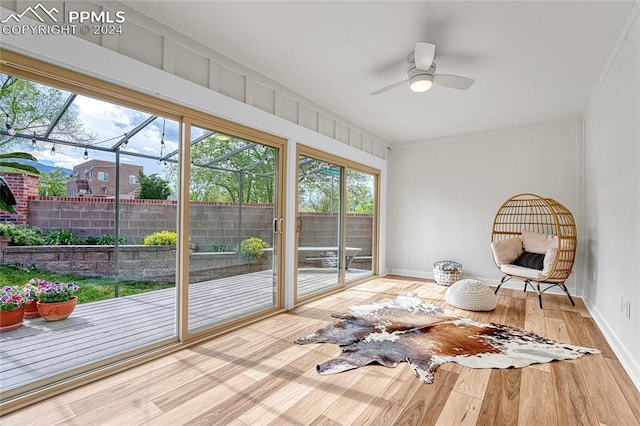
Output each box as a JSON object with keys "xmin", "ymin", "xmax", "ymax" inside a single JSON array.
[{"xmin": 0, "ymin": 268, "xmax": 372, "ymax": 394}]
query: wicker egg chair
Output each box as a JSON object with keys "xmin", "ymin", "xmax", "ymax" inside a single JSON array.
[{"xmin": 491, "ymin": 193, "xmax": 577, "ymax": 308}]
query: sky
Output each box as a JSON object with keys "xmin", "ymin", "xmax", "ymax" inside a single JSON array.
[{"xmin": 26, "ymin": 91, "xmax": 181, "ymax": 177}]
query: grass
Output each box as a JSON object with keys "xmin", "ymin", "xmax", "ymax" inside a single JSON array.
[{"xmin": 1, "ymin": 265, "xmax": 175, "ymax": 304}]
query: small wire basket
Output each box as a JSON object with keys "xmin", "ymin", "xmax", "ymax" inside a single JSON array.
[{"xmin": 433, "ymin": 260, "xmax": 462, "ymax": 286}]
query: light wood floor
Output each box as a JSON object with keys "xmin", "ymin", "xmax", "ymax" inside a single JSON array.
[{"xmin": 2, "ymin": 275, "xmax": 639, "ymax": 425}]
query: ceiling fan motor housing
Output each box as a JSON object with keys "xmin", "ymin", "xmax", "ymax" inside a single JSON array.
[{"xmin": 407, "ymin": 62, "xmax": 435, "ymax": 78}]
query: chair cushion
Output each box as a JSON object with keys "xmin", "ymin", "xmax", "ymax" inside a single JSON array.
[
  {"xmin": 542, "ymin": 248, "xmax": 558, "ymax": 276},
  {"xmin": 491, "ymin": 237, "xmax": 523, "ymax": 266},
  {"xmin": 445, "ymin": 279, "xmax": 497, "ymax": 311},
  {"xmin": 500, "ymin": 264, "xmax": 546, "ymax": 280}
]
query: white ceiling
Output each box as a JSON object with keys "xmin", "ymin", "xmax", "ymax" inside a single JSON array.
[{"xmin": 121, "ymin": 1, "xmax": 635, "ymax": 144}]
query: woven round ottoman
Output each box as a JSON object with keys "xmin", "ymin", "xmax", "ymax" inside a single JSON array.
[{"xmin": 445, "ymin": 279, "xmax": 497, "ymax": 311}]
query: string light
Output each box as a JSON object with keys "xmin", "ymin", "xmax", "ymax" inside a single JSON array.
[
  {"xmin": 160, "ymin": 118, "xmax": 166, "ymax": 147},
  {"xmin": 31, "ymin": 133, "xmax": 37, "ymax": 147},
  {"xmin": 50, "ymin": 143, "xmax": 56, "ymax": 156},
  {"xmin": 0, "ymin": 105, "xmax": 15, "ymax": 136},
  {"xmin": 158, "ymin": 118, "xmax": 166, "ymax": 162},
  {"xmin": 121, "ymin": 139, "xmax": 128, "ymax": 148},
  {"xmin": 5, "ymin": 123, "xmax": 16, "ymax": 136},
  {"xmin": 77, "ymin": 132, "xmax": 128, "ymax": 161}
]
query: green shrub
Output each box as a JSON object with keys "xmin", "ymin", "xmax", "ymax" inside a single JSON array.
[
  {"xmin": 142, "ymin": 230, "xmax": 177, "ymax": 246},
  {"xmin": 209, "ymin": 242, "xmax": 231, "ymax": 252},
  {"xmin": 84, "ymin": 235, "xmax": 127, "ymax": 245},
  {"xmin": 0, "ymin": 223, "xmax": 45, "ymax": 246},
  {"xmin": 240, "ymin": 237, "xmax": 269, "ymax": 263},
  {"xmin": 84, "ymin": 235, "xmax": 101, "ymax": 245},
  {"xmin": 99, "ymin": 234, "xmax": 126, "ymax": 245},
  {"xmin": 44, "ymin": 229, "xmax": 81, "ymax": 245}
]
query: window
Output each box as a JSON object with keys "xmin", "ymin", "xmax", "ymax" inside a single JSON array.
[
  {"xmin": 98, "ymin": 171, "xmax": 109, "ymax": 181},
  {"xmin": 129, "ymin": 175, "xmax": 138, "ymax": 184}
]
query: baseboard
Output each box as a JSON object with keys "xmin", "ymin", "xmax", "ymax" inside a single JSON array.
[
  {"xmin": 388, "ymin": 269, "xmax": 574, "ymax": 296},
  {"xmin": 583, "ymin": 298, "xmax": 640, "ymax": 392},
  {"xmin": 388, "ymin": 268, "xmax": 432, "ymax": 279}
]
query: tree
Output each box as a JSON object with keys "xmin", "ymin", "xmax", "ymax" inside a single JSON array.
[
  {"xmin": 167, "ymin": 135, "xmax": 275, "ymax": 203},
  {"xmin": 298, "ymin": 164, "xmax": 374, "ymax": 214},
  {"xmin": 0, "ymin": 74, "xmax": 95, "ymax": 150},
  {"xmin": 137, "ymin": 171, "xmax": 171, "ymax": 200},
  {"xmin": 346, "ymin": 171, "xmax": 374, "ymax": 214},
  {"xmin": 38, "ymin": 169, "xmax": 71, "ymax": 196},
  {"xmin": 0, "ymin": 152, "xmax": 40, "ymax": 213}
]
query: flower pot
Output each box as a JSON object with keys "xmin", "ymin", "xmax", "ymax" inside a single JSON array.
[
  {"xmin": 24, "ymin": 300, "xmax": 40, "ymax": 318},
  {"xmin": 37, "ymin": 297, "xmax": 78, "ymax": 321},
  {"xmin": 0, "ymin": 306, "xmax": 26, "ymax": 331}
]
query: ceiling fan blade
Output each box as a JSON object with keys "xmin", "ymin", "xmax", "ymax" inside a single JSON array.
[
  {"xmin": 433, "ymin": 74, "xmax": 475, "ymax": 90},
  {"xmin": 414, "ymin": 42, "xmax": 436, "ymax": 70},
  {"xmin": 370, "ymin": 79, "xmax": 408, "ymax": 95}
]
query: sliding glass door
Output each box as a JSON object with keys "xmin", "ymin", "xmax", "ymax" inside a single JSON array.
[
  {"xmin": 0, "ymin": 71, "xmax": 181, "ymax": 399},
  {"xmin": 296, "ymin": 148, "xmax": 378, "ymax": 301},
  {"xmin": 0, "ymin": 51, "xmax": 291, "ymax": 410},
  {"xmin": 187, "ymin": 124, "xmax": 281, "ymax": 333},
  {"xmin": 346, "ymin": 169, "xmax": 376, "ymax": 283},
  {"xmin": 296, "ymin": 155, "xmax": 343, "ymax": 297}
]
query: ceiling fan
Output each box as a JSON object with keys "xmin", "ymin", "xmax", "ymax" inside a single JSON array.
[{"xmin": 370, "ymin": 42, "xmax": 475, "ymax": 95}]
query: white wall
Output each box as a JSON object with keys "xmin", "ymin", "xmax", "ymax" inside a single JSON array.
[
  {"xmin": 583, "ymin": 6, "xmax": 639, "ymax": 389},
  {"xmin": 387, "ymin": 118, "xmax": 584, "ymax": 294}
]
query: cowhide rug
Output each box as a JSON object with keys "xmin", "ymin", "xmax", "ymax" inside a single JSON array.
[{"xmin": 294, "ymin": 293, "xmax": 599, "ymax": 383}]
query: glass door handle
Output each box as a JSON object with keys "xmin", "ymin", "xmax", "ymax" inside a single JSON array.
[{"xmin": 274, "ymin": 217, "xmax": 285, "ymax": 234}]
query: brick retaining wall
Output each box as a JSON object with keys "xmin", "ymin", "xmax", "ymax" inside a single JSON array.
[{"xmin": 0, "ymin": 245, "xmax": 272, "ymax": 283}]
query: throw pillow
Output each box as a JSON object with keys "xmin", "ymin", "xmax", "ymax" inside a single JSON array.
[
  {"xmin": 491, "ymin": 237, "xmax": 523, "ymax": 266},
  {"xmin": 542, "ymin": 248, "xmax": 558, "ymax": 276},
  {"xmin": 513, "ymin": 251, "xmax": 545, "ymax": 270},
  {"xmin": 521, "ymin": 230, "xmax": 558, "ymax": 254}
]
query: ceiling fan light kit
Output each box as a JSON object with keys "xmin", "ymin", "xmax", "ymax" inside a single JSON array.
[
  {"xmin": 371, "ymin": 42, "xmax": 475, "ymax": 95},
  {"xmin": 408, "ymin": 63, "xmax": 435, "ymax": 92}
]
